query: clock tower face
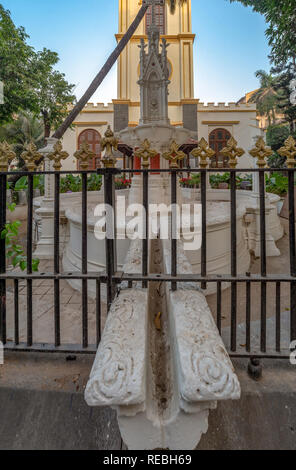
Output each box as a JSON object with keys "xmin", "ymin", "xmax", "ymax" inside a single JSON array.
[{"xmin": 117, "ymin": 1, "xmax": 195, "ymax": 123}]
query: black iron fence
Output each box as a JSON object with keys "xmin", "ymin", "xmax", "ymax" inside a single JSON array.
[{"xmin": 0, "ymin": 166, "xmax": 295, "ymax": 366}]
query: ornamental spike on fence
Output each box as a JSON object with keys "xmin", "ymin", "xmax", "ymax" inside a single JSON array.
[
  {"xmin": 162, "ymin": 140, "xmax": 186, "ymax": 169},
  {"xmin": 0, "ymin": 141, "xmax": 16, "ymax": 172},
  {"xmin": 249, "ymin": 137, "xmax": 273, "ymax": 169},
  {"xmin": 48, "ymin": 141, "xmax": 69, "ymax": 171},
  {"xmin": 74, "ymin": 142, "xmax": 96, "ymax": 171},
  {"xmin": 278, "ymin": 136, "xmax": 296, "ymax": 169},
  {"xmin": 101, "ymin": 126, "xmax": 119, "ymax": 168},
  {"xmin": 21, "ymin": 142, "xmax": 42, "ymax": 172},
  {"xmin": 134, "ymin": 139, "xmax": 158, "ymax": 169},
  {"xmin": 191, "ymin": 138, "xmax": 215, "ymax": 169},
  {"xmin": 220, "ymin": 137, "xmax": 245, "ymax": 169}
]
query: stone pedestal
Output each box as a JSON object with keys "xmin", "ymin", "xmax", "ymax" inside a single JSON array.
[{"xmin": 34, "ymin": 138, "xmax": 58, "ymax": 259}]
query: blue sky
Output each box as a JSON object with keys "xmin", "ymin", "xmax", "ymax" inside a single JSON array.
[{"xmin": 2, "ymin": 0, "xmax": 270, "ymax": 104}]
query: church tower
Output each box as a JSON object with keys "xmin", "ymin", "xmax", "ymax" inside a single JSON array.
[{"xmin": 114, "ymin": 0, "xmax": 197, "ymax": 129}]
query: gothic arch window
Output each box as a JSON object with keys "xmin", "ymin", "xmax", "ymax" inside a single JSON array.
[
  {"xmin": 77, "ymin": 129, "xmax": 101, "ymax": 170},
  {"xmin": 209, "ymin": 128, "xmax": 232, "ymax": 168},
  {"xmin": 146, "ymin": 3, "xmax": 165, "ymax": 35}
]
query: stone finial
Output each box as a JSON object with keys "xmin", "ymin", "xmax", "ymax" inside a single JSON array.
[
  {"xmin": 249, "ymin": 137, "xmax": 273, "ymax": 169},
  {"xmin": 74, "ymin": 142, "xmax": 96, "ymax": 171},
  {"xmin": 101, "ymin": 126, "xmax": 118, "ymax": 168},
  {"xmin": 47, "ymin": 141, "xmax": 69, "ymax": 171},
  {"xmin": 21, "ymin": 142, "xmax": 42, "ymax": 172},
  {"xmin": 134, "ymin": 139, "xmax": 158, "ymax": 169},
  {"xmin": 0, "ymin": 141, "xmax": 16, "ymax": 172},
  {"xmin": 220, "ymin": 137, "xmax": 245, "ymax": 169},
  {"xmin": 162, "ymin": 141, "xmax": 186, "ymax": 169},
  {"xmin": 191, "ymin": 138, "xmax": 215, "ymax": 169},
  {"xmin": 278, "ymin": 136, "xmax": 296, "ymax": 168}
]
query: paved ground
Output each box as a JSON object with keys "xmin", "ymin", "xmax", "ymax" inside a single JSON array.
[
  {"xmin": 207, "ymin": 218, "xmax": 291, "ymax": 329},
  {"xmin": 6, "ymin": 261, "xmax": 107, "ymax": 346},
  {"xmin": 0, "ymin": 355, "xmax": 295, "ymax": 450}
]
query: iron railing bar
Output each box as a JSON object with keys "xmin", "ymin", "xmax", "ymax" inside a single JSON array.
[
  {"xmin": 2, "ymin": 342, "xmax": 291, "ymax": 359},
  {"xmin": 2, "ymin": 272, "xmax": 296, "ymax": 282},
  {"xmin": 54, "ymin": 173, "xmax": 61, "ymax": 347},
  {"xmin": 96, "ymin": 279, "xmax": 101, "ymax": 347},
  {"xmin": 171, "ymin": 170, "xmax": 177, "ymax": 291},
  {"xmin": 82, "ymin": 172, "xmax": 88, "ymax": 348},
  {"xmin": 217, "ymin": 281, "xmax": 222, "ymax": 334},
  {"xmin": 27, "ymin": 174, "xmax": 34, "ymax": 347},
  {"xmin": 230, "ymin": 171, "xmax": 237, "ymax": 352},
  {"xmin": 14, "ymin": 279, "xmax": 19, "ymax": 345},
  {"xmin": 142, "ymin": 170, "xmax": 149, "ymax": 289},
  {"xmin": 246, "ymin": 276, "xmax": 251, "ymax": 352},
  {"xmin": 104, "ymin": 169, "xmax": 117, "ymax": 311},
  {"xmin": 200, "ymin": 169, "xmax": 207, "ymax": 289},
  {"xmin": 288, "ymin": 171, "xmax": 296, "ymax": 341},
  {"xmin": 276, "ymin": 281, "xmax": 281, "ymax": 352},
  {"xmin": 0, "ymin": 173, "xmax": 7, "ymax": 344},
  {"xmin": 259, "ymin": 170, "xmax": 267, "ymax": 352},
  {"xmin": 1, "ymin": 168, "xmax": 295, "ymax": 177}
]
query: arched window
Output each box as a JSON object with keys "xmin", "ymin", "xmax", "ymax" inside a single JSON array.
[
  {"xmin": 146, "ymin": 3, "xmax": 165, "ymax": 34},
  {"xmin": 77, "ymin": 129, "xmax": 101, "ymax": 170},
  {"xmin": 209, "ymin": 128, "xmax": 232, "ymax": 168}
]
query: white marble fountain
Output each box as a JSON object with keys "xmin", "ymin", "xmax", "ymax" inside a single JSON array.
[{"xmin": 34, "ymin": 6, "xmax": 284, "ymax": 450}]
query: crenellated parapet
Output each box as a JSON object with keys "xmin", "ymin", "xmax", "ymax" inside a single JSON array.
[
  {"xmin": 198, "ymin": 102, "xmax": 256, "ymax": 112},
  {"xmin": 81, "ymin": 102, "xmax": 114, "ymax": 113}
]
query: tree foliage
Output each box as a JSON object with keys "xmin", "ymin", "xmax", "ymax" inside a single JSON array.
[
  {"xmin": 229, "ymin": 0, "xmax": 296, "ymax": 67},
  {"xmin": 0, "ymin": 4, "xmax": 75, "ymax": 136},
  {"xmin": 0, "ymin": 5, "xmax": 35, "ymax": 123}
]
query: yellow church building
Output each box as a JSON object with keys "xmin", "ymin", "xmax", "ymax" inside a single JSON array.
[{"xmin": 62, "ymin": 0, "xmax": 259, "ymax": 170}]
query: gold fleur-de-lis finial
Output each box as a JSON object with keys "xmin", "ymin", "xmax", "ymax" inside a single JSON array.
[
  {"xmin": 249, "ymin": 137, "xmax": 273, "ymax": 169},
  {"xmin": 0, "ymin": 141, "xmax": 16, "ymax": 172},
  {"xmin": 21, "ymin": 142, "xmax": 42, "ymax": 171},
  {"xmin": 101, "ymin": 125, "xmax": 119, "ymax": 168},
  {"xmin": 162, "ymin": 140, "xmax": 186, "ymax": 169},
  {"xmin": 220, "ymin": 137, "xmax": 245, "ymax": 169},
  {"xmin": 74, "ymin": 142, "xmax": 96, "ymax": 170},
  {"xmin": 191, "ymin": 138, "xmax": 215, "ymax": 169},
  {"xmin": 278, "ymin": 136, "xmax": 296, "ymax": 169},
  {"xmin": 134, "ymin": 139, "xmax": 158, "ymax": 169},
  {"xmin": 48, "ymin": 141, "xmax": 69, "ymax": 171}
]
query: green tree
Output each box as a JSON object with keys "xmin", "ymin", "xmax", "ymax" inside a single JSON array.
[
  {"xmin": 272, "ymin": 63, "xmax": 296, "ymax": 132},
  {"xmin": 0, "ymin": 5, "xmax": 35, "ymax": 124},
  {"xmin": 0, "ymin": 111, "xmax": 44, "ymax": 166},
  {"xmin": 249, "ymin": 70, "xmax": 280, "ymax": 126},
  {"xmin": 230, "ymin": 0, "xmax": 296, "ymax": 67},
  {"xmin": 30, "ymin": 48, "xmax": 76, "ymax": 138}
]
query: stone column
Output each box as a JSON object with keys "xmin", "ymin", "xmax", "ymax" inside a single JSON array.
[{"xmin": 34, "ymin": 137, "xmax": 59, "ymax": 259}]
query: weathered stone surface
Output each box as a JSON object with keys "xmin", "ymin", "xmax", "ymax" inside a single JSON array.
[
  {"xmin": 85, "ymin": 289, "xmax": 148, "ymax": 407},
  {"xmin": 114, "ymin": 103, "xmax": 129, "ymax": 132},
  {"xmin": 183, "ymin": 103, "xmax": 198, "ymax": 132}
]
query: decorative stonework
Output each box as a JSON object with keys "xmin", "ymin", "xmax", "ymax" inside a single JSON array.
[
  {"xmin": 168, "ymin": 290, "xmax": 240, "ymax": 403},
  {"xmin": 138, "ymin": 7, "xmax": 170, "ymax": 125},
  {"xmin": 85, "ymin": 289, "xmax": 148, "ymax": 407}
]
